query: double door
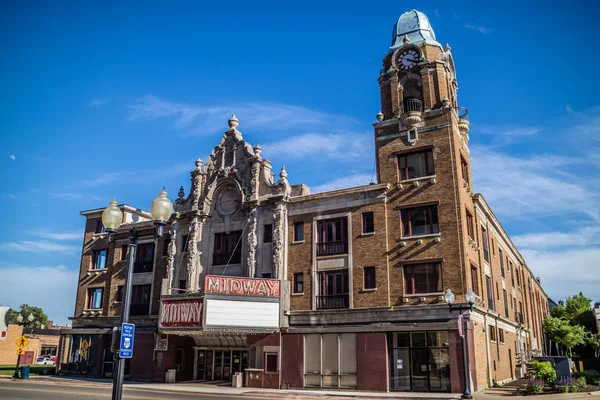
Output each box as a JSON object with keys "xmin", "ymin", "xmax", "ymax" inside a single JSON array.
[{"xmin": 197, "ymin": 350, "xmax": 249, "ymax": 381}]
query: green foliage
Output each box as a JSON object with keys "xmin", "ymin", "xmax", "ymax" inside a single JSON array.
[
  {"xmin": 524, "ymin": 379, "xmax": 545, "ymax": 395},
  {"xmin": 574, "ymin": 369, "xmax": 600, "ymax": 385},
  {"xmin": 8, "ymin": 304, "xmax": 49, "ymax": 329},
  {"xmin": 587, "ymin": 333, "xmax": 600, "ymax": 358},
  {"xmin": 532, "ymin": 360, "xmax": 557, "ymax": 386},
  {"xmin": 543, "ymin": 316, "xmax": 587, "ymax": 357},
  {"xmin": 0, "ymin": 365, "xmax": 55, "ymax": 375}
]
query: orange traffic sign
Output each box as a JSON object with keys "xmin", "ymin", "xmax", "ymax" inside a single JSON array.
[
  {"xmin": 81, "ymin": 339, "xmax": 89, "ymax": 351},
  {"xmin": 15, "ymin": 335, "xmax": 29, "ymax": 349},
  {"xmin": 81, "ymin": 350, "xmax": 87, "ymax": 357},
  {"xmin": 16, "ymin": 349, "xmax": 25, "ymax": 355}
]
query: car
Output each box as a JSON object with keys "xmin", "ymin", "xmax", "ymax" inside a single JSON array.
[{"xmin": 36, "ymin": 356, "xmax": 55, "ymax": 365}]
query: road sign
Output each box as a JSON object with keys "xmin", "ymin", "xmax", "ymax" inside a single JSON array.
[
  {"xmin": 81, "ymin": 350, "xmax": 87, "ymax": 357},
  {"xmin": 16, "ymin": 349, "xmax": 25, "ymax": 355},
  {"xmin": 15, "ymin": 335, "xmax": 29, "ymax": 349},
  {"xmin": 81, "ymin": 339, "xmax": 89, "ymax": 351},
  {"xmin": 119, "ymin": 323, "xmax": 135, "ymax": 359}
]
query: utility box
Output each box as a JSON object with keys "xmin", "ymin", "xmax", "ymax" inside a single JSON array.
[
  {"xmin": 534, "ymin": 356, "xmax": 572, "ymax": 378},
  {"xmin": 20, "ymin": 365, "xmax": 30, "ymax": 379},
  {"xmin": 165, "ymin": 369, "xmax": 176, "ymax": 383},
  {"xmin": 232, "ymin": 372, "xmax": 243, "ymax": 388},
  {"xmin": 245, "ymin": 368, "xmax": 264, "ymax": 388}
]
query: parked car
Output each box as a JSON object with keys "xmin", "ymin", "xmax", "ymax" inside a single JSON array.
[{"xmin": 36, "ymin": 356, "xmax": 55, "ymax": 365}]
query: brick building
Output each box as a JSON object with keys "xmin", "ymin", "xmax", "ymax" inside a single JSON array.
[{"xmin": 59, "ymin": 9, "xmax": 548, "ymax": 394}]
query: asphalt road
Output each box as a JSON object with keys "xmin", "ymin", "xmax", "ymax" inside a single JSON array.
[{"xmin": 0, "ymin": 380, "xmax": 273, "ymax": 400}]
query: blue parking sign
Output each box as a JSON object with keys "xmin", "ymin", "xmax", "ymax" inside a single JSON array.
[{"xmin": 119, "ymin": 323, "xmax": 135, "ymax": 359}]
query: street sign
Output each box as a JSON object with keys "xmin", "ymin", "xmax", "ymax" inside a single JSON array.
[
  {"xmin": 81, "ymin": 339, "xmax": 89, "ymax": 351},
  {"xmin": 119, "ymin": 323, "xmax": 135, "ymax": 359},
  {"xmin": 15, "ymin": 335, "xmax": 29, "ymax": 349},
  {"xmin": 16, "ymin": 349, "xmax": 25, "ymax": 355}
]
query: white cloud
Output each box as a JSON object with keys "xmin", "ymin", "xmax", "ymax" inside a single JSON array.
[
  {"xmin": 0, "ymin": 194, "xmax": 18, "ymax": 200},
  {"xmin": 310, "ymin": 173, "xmax": 374, "ymax": 194},
  {"xmin": 464, "ymin": 24, "xmax": 494, "ymax": 34},
  {"xmin": 261, "ymin": 132, "xmax": 371, "ymax": 161},
  {"xmin": 0, "ymin": 264, "xmax": 77, "ymax": 326},
  {"xmin": 9, "ymin": 154, "xmax": 16, "ymax": 160},
  {"xmin": 513, "ymin": 226, "xmax": 600, "ymax": 250},
  {"xmin": 74, "ymin": 162, "xmax": 190, "ymax": 188},
  {"xmin": 89, "ymin": 98, "xmax": 108, "ymax": 107},
  {"xmin": 29, "ymin": 230, "xmax": 82, "ymax": 241},
  {"xmin": 129, "ymin": 95, "xmax": 362, "ymax": 137},
  {"xmin": 478, "ymin": 126, "xmax": 542, "ymax": 137},
  {"xmin": 0, "ymin": 240, "xmax": 80, "ymax": 253}
]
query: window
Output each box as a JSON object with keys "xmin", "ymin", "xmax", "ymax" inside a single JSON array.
[
  {"xmin": 213, "ymin": 231, "xmax": 242, "ymax": 265},
  {"xmin": 489, "ymin": 325, "xmax": 496, "ymax": 342},
  {"xmin": 316, "ymin": 217, "xmax": 348, "ymax": 256},
  {"xmin": 176, "ymin": 348, "xmax": 185, "ymax": 371},
  {"xmin": 499, "ymin": 328, "xmax": 505, "ymax": 343},
  {"xmin": 317, "ymin": 269, "xmax": 349, "ymax": 309},
  {"xmin": 363, "ymin": 266, "xmax": 376, "ymax": 289},
  {"xmin": 304, "ymin": 333, "xmax": 357, "ymax": 389},
  {"xmin": 134, "ymin": 243, "xmax": 155, "ymax": 273},
  {"xmin": 130, "ymin": 284, "xmax": 151, "ymax": 315},
  {"xmin": 265, "ymin": 353, "xmax": 278, "ymax": 373},
  {"xmin": 401, "ymin": 205, "xmax": 439, "ymax": 237},
  {"xmin": 94, "ymin": 220, "xmax": 105, "ymax": 234},
  {"xmin": 516, "ymin": 266, "xmax": 521, "ymax": 287},
  {"xmin": 398, "ymin": 149, "xmax": 434, "ymax": 180},
  {"xmin": 460, "ymin": 156, "xmax": 469, "ymax": 184},
  {"xmin": 492, "ymin": 239, "xmax": 495, "ymax": 255},
  {"xmin": 87, "ymin": 288, "xmax": 103, "ymax": 309},
  {"xmin": 499, "ymin": 248, "xmax": 505, "ymax": 278},
  {"xmin": 470, "ymin": 265, "xmax": 479, "ymax": 295},
  {"xmin": 116, "ymin": 285, "xmax": 124, "ymax": 302},
  {"xmin": 92, "ymin": 249, "xmax": 108, "ymax": 270},
  {"xmin": 293, "ymin": 222, "xmax": 304, "ymax": 242},
  {"xmin": 263, "ymin": 224, "xmax": 273, "ymax": 243},
  {"xmin": 482, "ymin": 227, "xmax": 490, "ymax": 262},
  {"xmin": 293, "ymin": 273, "xmax": 304, "ymax": 294},
  {"xmin": 178, "ymin": 280, "xmax": 187, "ymax": 290},
  {"xmin": 41, "ymin": 345, "xmax": 58, "ymax": 357},
  {"xmin": 262, "ymin": 273, "xmax": 272, "ymax": 278},
  {"xmin": 162, "ymin": 237, "xmax": 170, "ymax": 257},
  {"xmin": 486, "ymin": 276, "xmax": 494, "ymax": 310},
  {"xmin": 121, "ymin": 245, "xmax": 128, "ymax": 261},
  {"xmin": 466, "ymin": 210, "xmax": 474, "ymax": 239},
  {"xmin": 503, "ymin": 289, "xmax": 509, "ymax": 318},
  {"xmin": 404, "ymin": 263, "xmax": 442, "ymax": 294},
  {"xmin": 509, "ymin": 261, "xmax": 515, "ymax": 287},
  {"xmin": 362, "ymin": 212, "xmax": 374, "ymax": 234},
  {"xmin": 181, "ymin": 234, "xmax": 189, "ymax": 252}
]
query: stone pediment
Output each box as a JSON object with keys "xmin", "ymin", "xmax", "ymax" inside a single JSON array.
[{"xmin": 174, "ymin": 115, "xmax": 291, "ymax": 215}]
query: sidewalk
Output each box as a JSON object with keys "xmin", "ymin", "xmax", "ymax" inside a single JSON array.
[{"xmin": 473, "ymin": 379, "xmax": 600, "ymax": 400}]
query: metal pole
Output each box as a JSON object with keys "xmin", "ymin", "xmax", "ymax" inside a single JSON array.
[
  {"xmin": 461, "ymin": 312, "xmax": 472, "ymax": 399},
  {"xmin": 12, "ymin": 347, "xmax": 21, "ymax": 378},
  {"xmin": 112, "ymin": 228, "xmax": 137, "ymax": 400}
]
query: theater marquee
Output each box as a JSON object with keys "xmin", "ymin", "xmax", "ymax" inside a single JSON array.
[
  {"xmin": 205, "ymin": 275, "xmax": 280, "ymax": 297},
  {"xmin": 160, "ymin": 297, "xmax": 203, "ymax": 328}
]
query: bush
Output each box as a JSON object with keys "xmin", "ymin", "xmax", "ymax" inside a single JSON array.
[
  {"xmin": 557, "ymin": 377, "xmax": 586, "ymax": 393},
  {"xmin": 574, "ymin": 369, "xmax": 600, "ymax": 385},
  {"xmin": 532, "ymin": 360, "xmax": 557, "ymax": 386},
  {"xmin": 524, "ymin": 378, "xmax": 545, "ymax": 395}
]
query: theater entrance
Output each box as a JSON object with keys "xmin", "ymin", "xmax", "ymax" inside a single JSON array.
[{"xmin": 196, "ymin": 349, "xmax": 249, "ymax": 382}]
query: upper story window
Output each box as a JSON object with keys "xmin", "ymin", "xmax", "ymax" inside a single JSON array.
[
  {"xmin": 316, "ymin": 269, "xmax": 349, "ymax": 309},
  {"xmin": 181, "ymin": 234, "xmax": 189, "ymax": 252},
  {"xmin": 466, "ymin": 209, "xmax": 474, "ymax": 239},
  {"xmin": 363, "ymin": 266, "xmax": 376, "ymax": 290},
  {"xmin": 404, "ymin": 263, "xmax": 442, "ymax": 295},
  {"xmin": 87, "ymin": 287, "xmax": 103, "ymax": 309},
  {"xmin": 499, "ymin": 328, "xmax": 505, "ymax": 343},
  {"xmin": 120, "ymin": 245, "xmax": 128, "ymax": 261},
  {"xmin": 509, "ymin": 261, "xmax": 515, "ymax": 287},
  {"xmin": 293, "ymin": 221, "xmax": 304, "ymax": 242},
  {"xmin": 134, "ymin": 243, "xmax": 155, "ymax": 273},
  {"xmin": 213, "ymin": 230, "xmax": 242, "ymax": 265},
  {"xmin": 130, "ymin": 284, "xmax": 151, "ymax": 316},
  {"xmin": 116, "ymin": 285, "xmax": 124, "ymax": 302},
  {"xmin": 499, "ymin": 248, "xmax": 505, "ymax": 278},
  {"xmin": 503, "ymin": 289, "xmax": 509, "ymax": 318},
  {"xmin": 398, "ymin": 149, "xmax": 434, "ymax": 181},
  {"xmin": 362, "ymin": 212, "xmax": 374, "ymax": 234},
  {"xmin": 489, "ymin": 325, "xmax": 496, "ymax": 342},
  {"xmin": 293, "ymin": 272, "xmax": 304, "ymax": 294},
  {"xmin": 486, "ymin": 275, "xmax": 494, "ymax": 310},
  {"xmin": 263, "ymin": 224, "xmax": 273, "ymax": 243},
  {"xmin": 94, "ymin": 220, "xmax": 105, "ymax": 234},
  {"xmin": 401, "ymin": 205, "xmax": 439, "ymax": 237},
  {"xmin": 316, "ymin": 217, "xmax": 348, "ymax": 256},
  {"xmin": 470, "ymin": 264, "xmax": 479, "ymax": 296},
  {"xmin": 460, "ymin": 156, "xmax": 469, "ymax": 184},
  {"xmin": 92, "ymin": 249, "xmax": 107, "ymax": 270},
  {"xmin": 482, "ymin": 226, "xmax": 490, "ymax": 263}
]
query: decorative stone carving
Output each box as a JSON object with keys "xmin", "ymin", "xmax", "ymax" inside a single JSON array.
[
  {"xmin": 376, "ymin": 111, "xmax": 384, "ymax": 122},
  {"xmin": 166, "ymin": 225, "xmax": 178, "ymax": 294},
  {"xmin": 246, "ymin": 207, "xmax": 257, "ymax": 278},
  {"xmin": 272, "ymin": 202, "xmax": 286, "ymax": 279},
  {"xmin": 186, "ymin": 218, "xmax": 200, "ymax": 292}
]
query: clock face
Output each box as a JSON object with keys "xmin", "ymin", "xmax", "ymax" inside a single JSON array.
[{"xmin": 398, "ymin": 49, "xmax": 420, "ymax": 70}]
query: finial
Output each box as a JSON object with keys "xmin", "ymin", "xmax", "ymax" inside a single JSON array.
[
  {"xmin": 228, "ymin": 114, "xmax": 239, "ymax": 130},
  {"xmin": 403, "ymin": 34, "xmax": 410, "ymax": 44},
  {"xmin": 178, "ymin": 186, "xmax": 185, "ymax": 199},
  {"xmin": 376, "ymin": 111, "xmax": 384, "ymax": 122},
  {"xmin": 442, "ymin": 98, "xmax": 450, "ymax": 108},
  {"xmin": 195, "ymin": 158, "xmax": 203, "ymax": 171},
  {"xmin": 445, "ymin": 42, "xmax": 451, "ymax": 52},
  {"xmin": 253, "ymin": 144, "xmax": 262, "ymax": 158},
  {"xmin": 280, "ymin": 166, "xmax": 288, "ymax": 180}
]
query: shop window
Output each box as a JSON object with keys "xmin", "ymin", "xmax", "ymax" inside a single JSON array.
[
  {"xmin": 482, "ymin": 227, "xmax": 490, "ymax": 262},
  {"xmin": 87, "ymin": 288, "xmax": 103, "ymax": 309},
  {"xmin": 363, "ymin": 266, "xmax": 376, "ymax": 289},
  {"xmin": 92, "ymin": 249, "xmax": 107, "ymax": 270},
  {"xmin": 293, "ymin": 221, "xmax": 304, "ymax": 242},
  {"xmin": 263, "ymin": 224, "xmax": 273, "ymax": 243},
  {"xmin": 316, "ymin": 217, "xmax": 348, "ymax": 256},
  {"xmin": 401, "ymin": 205, "xmax": 439, "ymax": 237},
  {"xmin": 404, "ymin": 263, "xmax": 442, "ymax": 294},
  {"xmin": 213, "ymin": 231, "xmax": 242, "ymax": 265},
  {"xmin": 293, "ymin": 273, "xmax": 304, "ymax": 294},
  {"xmin": 398, "ymin": 149, "xmax": 434, "ymax": 181},
  {"xmin": 265, "ymin": 353, "xmax": 278, "ymax": 373},
  {"xmin": 176, "ymin": 348, "xmax": 185, "ymax": 371},
  {"xmin": 317, "ymin": 269, "xmax": 349, "ymax": 309},
  {"xmin": 362, "ymin": 212, "xmax": 374, "ymax": 234},
  {"xmin": 470, "ymin": 265, "xmax": 479, "ymax": 296},
  {"xmin": 304, "ymin": 333, "xmax": 357, "ymax": 388},
  {"xmin": 134, "ymin": 243, "xmax": 155, "ymax": 273},
  {"xmin": 121, "ymin": 245, "xmax": 128, "ymax": 261}
]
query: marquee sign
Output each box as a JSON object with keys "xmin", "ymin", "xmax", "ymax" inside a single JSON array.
[
  {"xmin": 205, "ymin": 275, "xmax": 280, "ymax": 298},
  {"xmin": 160, "ymin": 298, "xmax": 203, "ymax": 327}
]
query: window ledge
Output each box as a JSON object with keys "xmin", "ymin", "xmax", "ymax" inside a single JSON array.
[
  {"xmin": 360, "ymin": 232, "xmax": 375, "ymax": 237},
  {"xmin": 291, "ymin": 292, "xmax": 304, "ymax": 296},
  {"xmin": 87, "ymin": 269, "xmax": 108, "ymax": 276},
  {"xmin": 360, "ymin": 288, "xmax": 377, "ymax": 293},
  {"xmin": 398, "ymin": 175, "xmax": 436, "ymax": 184},
  {"xmin": 291, "ymin": 240, "xmax": 305, "ymax": 245},
  {"xmin": 403, "ymin": 292, "xmax": 443, "ymax": 298},
  {"xmin": 399, "ymin": 233, "xmax": 441, "ymax": 240}
]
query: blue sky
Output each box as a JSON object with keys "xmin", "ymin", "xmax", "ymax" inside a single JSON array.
[{"xmin": 1, "ymin": 1, "xmax": 599, "ymax": 325}]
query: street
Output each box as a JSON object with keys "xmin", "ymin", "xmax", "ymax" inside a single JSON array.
[{"xmin": 0, "ymin": 380, "xmax": 273, "ymax": 400}]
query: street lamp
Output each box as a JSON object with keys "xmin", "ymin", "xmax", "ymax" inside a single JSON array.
[
  {"xmin": 13, "ymin": 313, "xmax": 35, "ymax": 378},
  {"xmin": 102, "ymin": 189, "xmax": 173, "ymax": 400},
  {"xmin": 445, "ymin": 288, "xmax": 476, "ymax": 400}
]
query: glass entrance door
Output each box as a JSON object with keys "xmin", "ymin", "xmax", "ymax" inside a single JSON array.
[
  {"xmin": 214, "ymin": 351, "xmax": 224, "ymax": 380},
  {"xmin": 411, "ymin": 349, "xmax": 429, "ymax": 391},
  {"xmin": 197, "ymin": 350, "xmax": 206, "ymax": 380}
]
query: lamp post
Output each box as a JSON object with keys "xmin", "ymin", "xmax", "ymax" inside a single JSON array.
[
  {"xmin": 102, "ymin": 189, "xmax": 173, "ymax": 400},
  {"xmin": 445, "ymin": 288, "xmax": 477, "ymax": 400},
  {"xmin": 13, "ymin": 313, "xmax": 35, "ymax": 378}
]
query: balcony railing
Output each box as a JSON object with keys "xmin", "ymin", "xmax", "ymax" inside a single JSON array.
[
  {"xmin": 316, "ymin": 294, "xmax": 349, "ymax": 310},
  {"xmin": 400, "ymin": 98, "xmax": 424, "ymax": 114},
  {"xmin": 456, "ymin": 106, "xmax": 468, "ymax": 121},
  {"xmin": 212, "ymin": 251, "xmax": 242, "ymax": 266},
  {"xmin": 316, "ymin": 240, "xmax": 348, "ymax": 256},
  {"xmin": 130, "ymin": 303, "xmax": 149, "ymax": 316}
]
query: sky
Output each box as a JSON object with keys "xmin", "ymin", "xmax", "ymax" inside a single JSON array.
[{"xmin": 0, "ymin": 1, "xmax": 599, "ymax": 325}]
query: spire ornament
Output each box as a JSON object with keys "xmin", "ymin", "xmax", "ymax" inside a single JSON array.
[
  {"xmin": 445, "ymin": 42, "xmax": 451, "ymax": 52},
  {"xmin": 228, "ymin": 114, "xmax": 239, "ymax": 130},
  {"xmin": 376, "ymin": 111, "xmax": 384, "ymax": 122},
  {"xmin": 403, "ymin": 34, "xmax": 410, "ymax": 44}
]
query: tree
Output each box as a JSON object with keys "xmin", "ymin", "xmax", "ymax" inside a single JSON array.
[
  {"xmin": 8, "ymin": 304, "xmax": 49, "ymax": 329},
  {"xmin": 587, "ymin": 333, "xmax": 600, "ymax": 358},
  {"xmin": 543, "ymin": 316, "xmax": 587, "ymax": 357}
]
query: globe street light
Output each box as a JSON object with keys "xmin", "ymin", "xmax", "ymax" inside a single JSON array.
[
  {"xmin": 445, "ymin": 288, "xmax": 476, "ymax": 399},
  {"xmin": 13, "ymin": 313, "xmax": 37, "ymax": 378},
  {"xmin": 102, "ymin": 189, "xmax": 173, "ymax": 400}
]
